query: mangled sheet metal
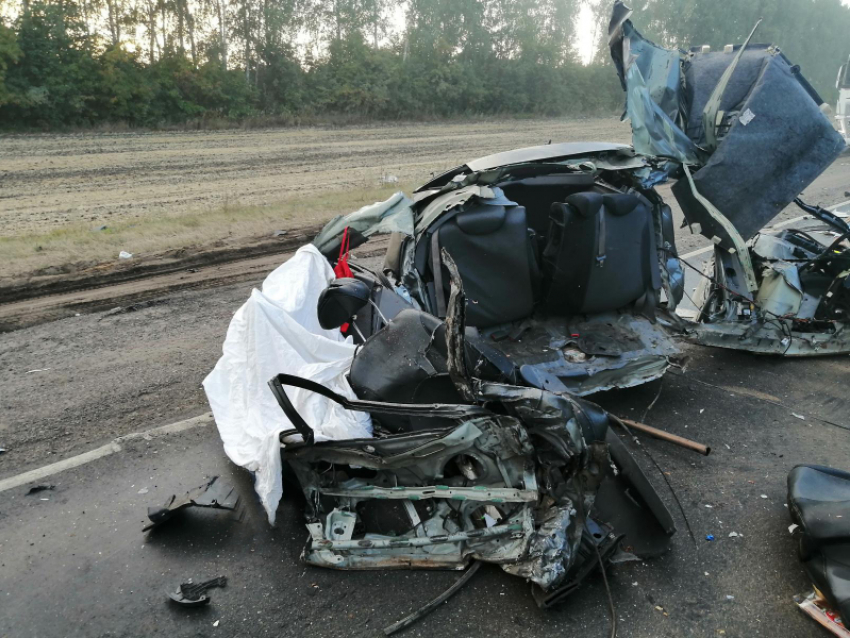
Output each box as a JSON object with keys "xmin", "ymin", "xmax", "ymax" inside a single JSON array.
[
  {"xmin": 689, "ymin": 213, "xmax": 850, "ymax": 355},
  {"xmin": 609, "ymin": 1, "xmax": 850, "ymax": 356},
  {"xmin": 313, "ymin": 192, "xmax": 414, "ymax": 258},
  {"xmin": 271, "ymin": 262, "xmax": 674, "ymax": 605},
  {"xmin": 610, "ymin": 1, "xmax": 845, "ymax": 250}
]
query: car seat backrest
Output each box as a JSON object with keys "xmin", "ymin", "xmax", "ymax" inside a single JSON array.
[
  {"xmin": 436, "ymin": 202, "xmax": 537, "ymax": 328},
  {"xmin": 543, "ymin": 192, "xmax": 660, "ymax": 316}
]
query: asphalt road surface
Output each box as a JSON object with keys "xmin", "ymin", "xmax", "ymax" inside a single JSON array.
[{"xmin": 2, "ymin": 162, "xmax": 850, "ymax": 638}]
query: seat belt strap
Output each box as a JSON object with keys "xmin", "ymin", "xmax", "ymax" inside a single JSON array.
[{"xmin": 596, "ymin": 207, "xmax": 607, "ymax": 266}]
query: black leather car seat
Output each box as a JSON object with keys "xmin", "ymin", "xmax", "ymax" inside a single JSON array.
[
  {"xmin": 542, "ymin": 192, "xmax": 660, "ymax": 316},
  {"xmin": 788, "ymin": 464, "xmax": 850, "ymax": 620},
  {"xmin": 433, "ymin": 202, "xmax": 538, "ymax": 328},
  {"xmin": 348, "ymin": 308, "xmax": 515, "ymax": 432}
]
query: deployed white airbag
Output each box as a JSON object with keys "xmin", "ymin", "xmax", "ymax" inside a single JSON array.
[{"xmin": 203, "ymin": 244, "xmax": 372, "ymax": 524}]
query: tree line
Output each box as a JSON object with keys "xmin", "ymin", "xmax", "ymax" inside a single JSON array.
[{"xmin": 0, "ymin": 0, "xmax": 848, "ymax": 130}]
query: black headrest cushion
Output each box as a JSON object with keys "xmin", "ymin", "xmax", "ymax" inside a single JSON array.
[
  {"xmin": 454, "ymin": 204, "xmax": 507, "ymax": 235},
  {"xmin": 563, "ymin": 191, "xmax": 604, "ymax": 218},
  {"xmin": 316, "ymin": 278, "xmax": 371, "ymax": 330},
  {"xmin": 603, "ymin": 193, "xmax": 642, "ymax": 217}
]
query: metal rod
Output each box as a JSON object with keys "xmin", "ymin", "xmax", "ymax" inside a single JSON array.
[
  {"xmin": 610, "ymin": 415, "xmax": 711, "ymax": 456},
  {"xmin": 383, "ymin": 562, "xmax": 482, "ymax": 636}
]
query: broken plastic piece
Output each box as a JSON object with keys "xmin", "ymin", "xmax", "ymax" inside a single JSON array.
[
  {"xmin": 167, "ymin": 576, "xmax": 227, "ymax": 607},
  {"xmin": 26, "ymin": 484, "xmax": 54, "ymax": 495},
  {"xmin": 144, "ymin": 477, "xmax": 239, "ymax": 531}
]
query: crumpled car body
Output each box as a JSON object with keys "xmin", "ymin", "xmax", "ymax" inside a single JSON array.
[
  {"xmin": 272, "ymin": 259, "xmax": 675, "ymax": 605},
  {"xmin": 609, "ymin": 1, "xmax": 850, "ymax": 356}
]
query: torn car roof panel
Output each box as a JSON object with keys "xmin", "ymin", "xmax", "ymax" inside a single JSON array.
[{"xmin": 609, "ymin": 1, "xmax": 846, "ymax": 250}]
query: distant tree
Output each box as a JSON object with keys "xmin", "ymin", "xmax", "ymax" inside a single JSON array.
[
  {"xmin": 0, "ymin": 21, "xmax": 21, "ymax": 107},
  {"xmin": 4, "ymin": 2, "xmax": 101, "ymax": 127}
]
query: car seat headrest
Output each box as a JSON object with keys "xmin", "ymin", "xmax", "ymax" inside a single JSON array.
[
  {"xmin": 454, "ymin": 204, "xmax": 507, "ymax": 235},
  {"xmin": 316, "ymin": 277, "xmax": 371, "ymax": 330},
  {"xmin": 603, "ymin": 193, "xmax": 642, "ymax": 217},
  {"xmin": 562, "ymin": 191, "xmax": 604, "ymax": 218}
]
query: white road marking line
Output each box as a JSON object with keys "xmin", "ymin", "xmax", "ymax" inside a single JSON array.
[
  {"xmin": 0, "ymin": 412, "xmax": 214, "ymax": 494},
  {"xmin": 680, "ymin": 245, "xmax": 714, "ymax": 260}
]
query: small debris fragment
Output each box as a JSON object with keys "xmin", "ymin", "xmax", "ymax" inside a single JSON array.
[
  {"xmin": 725, "ymin": 595, "xmax": 734, "ymax": 602},
  {"xmin": 382, "ymin": 174, "xmax": 399, "ymax": 184},
  {"xmin": 27, "ymin": 484, "xmax": 55, "ymax": 495},
  {"xmin": 792, "ymin": 413, "xmax": 806, "ymax": 421},
  {"xmin": 760, "ymin": 494, "xmax": 768, "ymax": 499},
  {"xmin": 144, "ymin": 476, "xmax": 239, "ymax": 531},
  {"xmin": 706, "ymin": 534, "xmax": 715, "ymax": 541},
  {"xmin": 213, "ymin": 620, "xmax": 220, "ymax": 627},
  {"xmin": 26, "ymin": 368, "xmax": 51, "ymax": 374},
  {"xmin": 138, "ymin": 487, "xmax": 149, "ymax": 495},
  {"xmin": 273, "ymin": 230, "xmax": 288, "ymax": 237},
  {"xmin": 728, "ymin": 531, "xmax": 741, "ymax": 538},
  {"xmin": 705, "ymin": 504, "xmax": 713, "ymax": 509},
  {"xmin": 0, "ymin": 447, "xmax": 6, "ymax": 455},
  {"xmin": 119, "ymin": 250, "xmax": 133, "ymax": 259},
  {"xmin": 700, "ymin": 408, "xmax": 705, "ymax": 414},
  {"xmin": 789, "ymin": 524, "xmax": 799, "ymax": 534},
  {"xmin": 168, "ymin": 576, "xmax": 227, "ymax": 607},
  {"xmin": 738, "ymin": 108, "xmax": 756, "ymax": 126}
]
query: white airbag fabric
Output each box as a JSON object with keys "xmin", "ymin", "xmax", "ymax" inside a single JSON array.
[{"xmin": 203, "ymin": 245, "xmax": 372, "ymax": 524}]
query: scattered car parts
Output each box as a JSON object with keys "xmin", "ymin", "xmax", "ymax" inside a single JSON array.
[
  {"xmin": 383, "ymin": 562, "xmax": 482, "ymax": 635},
  {"xmin": 194, "ymin": 2, "xmax": 850, "ymax": 628},
  {"xmin": 144, "ymin": 476, "xmax": 240, "ymax": 531},
  {"xmin": 167, "ymin": 576, "xmax": 228, "ymax": 607}
]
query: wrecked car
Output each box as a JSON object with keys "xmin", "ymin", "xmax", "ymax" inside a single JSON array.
[
  {"xmin": 203, "ymin": 1, "xmax": 848, "ymax": 615},
  {"xmin": 271, "ymin": 255, "xmax": 675, "ymax": 607}
]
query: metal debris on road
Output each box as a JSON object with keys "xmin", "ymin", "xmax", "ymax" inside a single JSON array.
[
  {"xmin": 167, "ymin": 576, "xmax": 227, "ymax": 607},
  {"xmin": 383, "ymin": 562, "xmax": 482, "ymax": 635},
  {"xmin": 144, "ymin": 476, "xmax": 240, "ymax": 531}
]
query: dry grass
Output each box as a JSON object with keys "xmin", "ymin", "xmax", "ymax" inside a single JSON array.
[{"xmin": 0, "ymin": 180, "xmax": 415, "ymax": 279}]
